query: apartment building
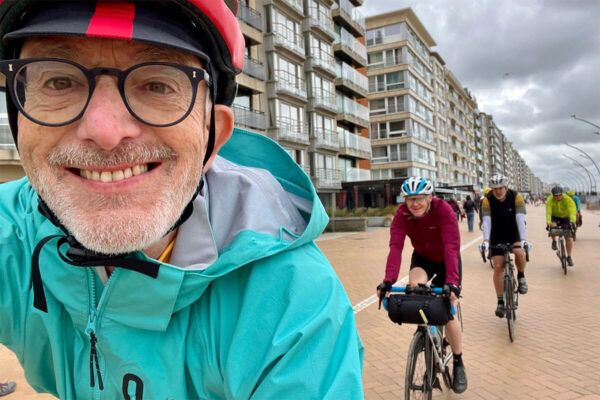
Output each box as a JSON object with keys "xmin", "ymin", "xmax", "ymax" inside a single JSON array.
[
  {"xmin": 365, "ymin": 9, "xmax": 437, "ymax": 204},
  {"xmin": 0, "ymin": 110, "xmax": 23, "ymax": 183},
  {"xmin": 430, "ymin": 52, "xmax": 451, "ymax": 187},
  {"xmin": 333, "ymin": 0, "xmax": 372, "ymax": 206},
  {"xmin": 233, "ymin": 0, "xmax": 268, "ymax": 133}
]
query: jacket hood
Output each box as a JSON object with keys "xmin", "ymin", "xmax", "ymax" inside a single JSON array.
[{"xmin": 27, "ymin": 128, "xmax": 328, "ymax": 331}]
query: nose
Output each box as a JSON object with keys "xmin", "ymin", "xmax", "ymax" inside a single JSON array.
[{"xmin": 75, "ymin": 77, "xmax": 142, "ymax": 150}]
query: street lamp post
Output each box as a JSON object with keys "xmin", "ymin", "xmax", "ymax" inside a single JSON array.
[
  {"xmin": 571, "ymin": 114, "xmax": 600, "ymax": 135},
  {"xmin": 565, "ymin": 142, "xmax": 600, "ymax": 179},
  {"xmin": 565, "ymin": 171, "xmax": 586, "ymax": 194},
  {"xmin": 563, "ymin": 154, "xmax": 596, "ymax": 195}
]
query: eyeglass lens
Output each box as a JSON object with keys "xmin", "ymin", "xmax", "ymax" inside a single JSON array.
[{"xmin": 13, "ymin": 60, "xmax": 194, "ymax": 126}]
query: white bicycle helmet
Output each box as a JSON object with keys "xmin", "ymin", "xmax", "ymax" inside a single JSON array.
[
  {"xmin": 489, "ymin": 174, "xmax": 508, "ymax": 189},
  {"xmin": 401, "ymin": 177, "xmax": 434, "ymax": 196}
]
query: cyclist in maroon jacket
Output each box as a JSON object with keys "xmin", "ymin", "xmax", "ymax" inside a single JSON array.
[{"xmin": 377, "ymin": 177, "xmax": 467, "ymax": 394}]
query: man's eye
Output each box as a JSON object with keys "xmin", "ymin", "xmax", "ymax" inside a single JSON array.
[
  {"xmin": 145, "ymin": 81, "xmax": 174, "ymax": 94},
  {"xmin": 44, "ymin": 77, "xmax": 73, "ymax": 90}
]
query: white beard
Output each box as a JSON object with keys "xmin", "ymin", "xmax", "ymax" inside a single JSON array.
[{"xmin": 28, "ymin": 142, "xmax": 201, "ymax": 255}]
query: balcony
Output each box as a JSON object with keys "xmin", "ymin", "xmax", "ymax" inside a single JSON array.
[
  {"xmin": 238, "ymin": 0, "xmax": 263, "ymax": 31},
  {"xmin": 307, "ymin": 47, "xmax": 336, "ymax": 77},
  {"xmin": 341, "ymin": 167, "xmax": 371, "ymax": 182},
  {"xmin": 243, "ymin": 56, "xmax": 265, "ymax": 81},
  {"xmin": 331, "ymin": 0, "xmax": 365, "ymax": 37},
  {"xmin": 279, "ymin": 0, "xmax": 304, "ymax": 16},
  {"xmin": 336, "ymin": 95, "xmax": 369, "ymax": 129},
  {"xmin": 312, "ymin": 88, "xmax": 337, "ymax": 114},
  {"xmin": 271, "ymin": 69, "xmax": 307, "ymax": 100},
  {"xmin": 333, "ymin": 27, "xmax": 367, "ymax": 67},
  {"xmin": 271, "ymin": 116, "xmax": 309, "ymax": 145},
  {"xmin": 270, "ymin": 22, "xmax": 305, "ymax": 58},
  {"xmin": 311, "ymin": 127, "xmax": 339, "ymax": 151},
  {"xmin": 367, "ymin": 56, "xmax": 403, "ymax": 72},
  {"xmin": 313, "ymin": 167, "xmax": 342, "ymax": 189},
  {"xmin": 335, "ymin": 61, "xmax": 368, "ymax": 98},
  {"xmin": 306, "ymin": 7, "xmax": 335, "ymax": 40},
  {"xmin": 232, "ymin": 104, "xmax": 266, "ymax": 131},
  {"xmin": 0, "ymin": 126, "xmax": 15, "ymax": 150},
  {"xmin": 338, "ymin": 129, "xmax": 371, "ymax": 159}
]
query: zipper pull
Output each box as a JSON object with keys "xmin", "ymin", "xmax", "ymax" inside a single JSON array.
[{"xmin": 89, "ymin": 331, "xmax": 104, "ymax": 390}]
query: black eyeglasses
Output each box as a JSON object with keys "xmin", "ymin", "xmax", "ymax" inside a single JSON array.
[{"xmin": 0, "ymin": 58, "xmax": 211, "ymax": 127}]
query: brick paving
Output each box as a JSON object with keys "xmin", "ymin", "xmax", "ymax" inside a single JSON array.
[
  {"xmin": 318, "ymin": 205, "xmax": 600, "ymax": 400},
  {"xmin": 2, "ymin": 205, "xmax": 600, "ymax": 399}
]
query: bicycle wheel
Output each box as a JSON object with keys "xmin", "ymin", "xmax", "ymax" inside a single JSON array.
[
  {"xmin": 504, "ymin": 274, "xmax": 515, "ymax": 342},
  {"xmin": 405, "ymin": 330, "xmax": 433, "ymax": 400},
  {"xmin": 560, "ymin": 239, "xmax": 567, "ymax": 275}
]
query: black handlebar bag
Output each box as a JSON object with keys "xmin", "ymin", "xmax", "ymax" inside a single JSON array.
[{"xmin": 387, "ymin": 294, "xmax": 452, "ymax": 325}]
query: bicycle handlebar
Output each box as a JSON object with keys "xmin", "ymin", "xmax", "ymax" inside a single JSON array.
[{"xmin": 391, "ymin": 286, "xmax": 443, "ymax": 295}]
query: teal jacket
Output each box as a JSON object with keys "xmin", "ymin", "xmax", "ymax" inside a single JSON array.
[{"xmin": 0, "ymin": 129, "xmax": 364, "ymax": 399}]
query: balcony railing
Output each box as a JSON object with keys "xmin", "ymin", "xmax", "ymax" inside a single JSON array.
[
  {"xmin": 334, "ymin": 27, "xmax": 367, "ymax": 65},
  {"xmin": 0, "ymin": 125, "xmax": 15, "ymax": 149},
  {"xmin": 336, "ymin": 61, "xmax": 368, "ymax": 95},
  {"xmin": 313, "ymin": 88, "xmax": 337, "ymax": 113},
  {"xmin": 232, "ymin": 104, "xmax": 266, "ymax": 131},
  {"xmin": 275, "ymin": 116, "xmax": 309, "ymax": 144},
  {"xmin": 341, "ymin": 167, "xmax": 371, "ymax": 182},
  {"xmin": 332, "ymin": 0, "xmax": 365, "ymax": 34},
  {"xmin": 238, "ymin": 0, "xmax": 263, "ymax": 31},
  {"xmin": 312, "ymin": 127, "xmax": 339, "ymax": 150},
  {"xmin": 243, "ymin": 56, "xmax": 265, "ymax": 80},
  {"xmin": 274, "ymin": 69, "xmax": 307, "ymax": 99},
  {"xmin": 337, "ymin": 95, "xmax": 369, "ymax": 125},
  {"xmin": 308, "ymin": 7, "xmax": 334, "ymax": 38},
  {"xmin": 314, "ymin": 167, "xmax": 341, "ymax": 187},
  {"xmin": 281, "ymin": 0, "xmax": 303, "ymax": 15},
  {"xmin": 273, "ymin": 22, "xmax": 305, "ymax": 57},
  {"xmin": 310, "ymin": 47, "xmax": 336, "ymax": 75},
  {"xmin": 367, "ymin": 56, "xmax": 403, "ymax": 72},
  {"xmin": 338, "ymin": 129, "xmax": 372, "ymax": 157}
]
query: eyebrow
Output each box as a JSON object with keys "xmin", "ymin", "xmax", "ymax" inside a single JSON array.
[{"xmin": 24, "ymin": 40, "xmax": 201, "ymax": 66}]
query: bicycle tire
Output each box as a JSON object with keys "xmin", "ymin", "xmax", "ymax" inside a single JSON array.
[
  {"xmin": 560, "ymin": 239, "xmax": 567, "ymax": 275},
  {"xmin": 504, "ymin": 274, "xmax": 515, "ymax": 342},
  {"xmin": 405, "ymin": 330, "xmax": 433, "ymax": 400}
]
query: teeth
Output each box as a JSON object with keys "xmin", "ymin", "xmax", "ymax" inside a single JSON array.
[{"xmin": 79, "ymin": 164, "xmax": 149, "ymax": 182}]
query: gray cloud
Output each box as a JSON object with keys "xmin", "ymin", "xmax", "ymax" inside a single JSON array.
[{"xmin": 362, "ymin": 0, "xmax": 600, "ymax": 184}]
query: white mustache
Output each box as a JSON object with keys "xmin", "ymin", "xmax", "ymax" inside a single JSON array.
[{"xmin": 47, "ymin": 142, "xmax": 176, "ymax": 167}]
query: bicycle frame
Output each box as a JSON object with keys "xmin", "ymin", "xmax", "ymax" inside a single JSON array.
[{"xmin": 384, "ymin": 286, "xmax": 456, "ymax": 397}]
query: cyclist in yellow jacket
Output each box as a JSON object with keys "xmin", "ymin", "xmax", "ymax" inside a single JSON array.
[{"xmin": 546, "ymin": 186, "xmax": 577, "ymax": 266}]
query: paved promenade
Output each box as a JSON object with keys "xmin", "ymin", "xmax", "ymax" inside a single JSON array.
[{"xmin": 2, "ymin": 205, "xmax": 600, "ymax": 399}]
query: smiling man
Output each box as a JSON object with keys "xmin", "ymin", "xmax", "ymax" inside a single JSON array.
[
  {"xmin": 377, "ymin": 176, "xmax": 467, "ymax": 394},
  {"xmin": 0, "ymin": 1, "xmax": 363, "ymax": 398}
]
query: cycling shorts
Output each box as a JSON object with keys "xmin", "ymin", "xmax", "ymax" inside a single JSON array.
[
  {"xmin": 551, "ymin": 216, "xmax": 570, "ymax": 227},
  {"xmin": 410, "ymin": 252, "xmax": 462, "ymax": 288},
  {"xmin": 490, "ymin": 241, "xmax": 520, "ymax": 258}
]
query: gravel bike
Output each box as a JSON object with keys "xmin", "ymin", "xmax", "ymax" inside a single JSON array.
[
  {"xmin": 548, "ymin": 225, "xmax": 572, "ymax": 275},
  {"xmin": 381, "ymin": 285, "xmax": 458, "ymax": 399},
  {"xmin": 481, "ymin": 243, "xmax": 528, "ymax": 342}
]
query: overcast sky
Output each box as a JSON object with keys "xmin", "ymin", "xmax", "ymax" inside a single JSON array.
[{"xmin": 362, "ymin": 0, "xmax": 600, "ymax": 190}]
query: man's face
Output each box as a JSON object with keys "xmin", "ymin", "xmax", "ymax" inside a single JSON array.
[
  {"xmin": 405, "ymin": 194, "xmax": 432, "ymax": 218},
  {"xmin": 492, "ymin": 186, "xmax": 507, "ymax": 201},
  {"xmin": 553, "ymin": 194, "xmax": 563, "ymax": 201},
  {"xmin": 18, "ymin": 36, "xmax": 211, "ymax": 254}
]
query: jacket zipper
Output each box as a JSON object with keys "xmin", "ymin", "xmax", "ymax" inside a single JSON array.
[{"xmin": 85, "ymin": 270, "xmax": 105, "ymax": 393}]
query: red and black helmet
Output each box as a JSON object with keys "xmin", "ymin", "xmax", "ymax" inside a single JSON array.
[{"xmin": 0, "ymin": 0, "xmax": 245, "ymax": 145}]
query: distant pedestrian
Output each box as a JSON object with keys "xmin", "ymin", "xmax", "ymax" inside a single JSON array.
[
  {"xmin": 447, "ymin": 196, "xmax": 461, "ymax": 221},
  {"xmin": 463, "ymin": 195, "xmax": 476, "ymax": 232},
  {"xmin": 0, "ymin": 381, "xmax": 16, "ymax": 397}
]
